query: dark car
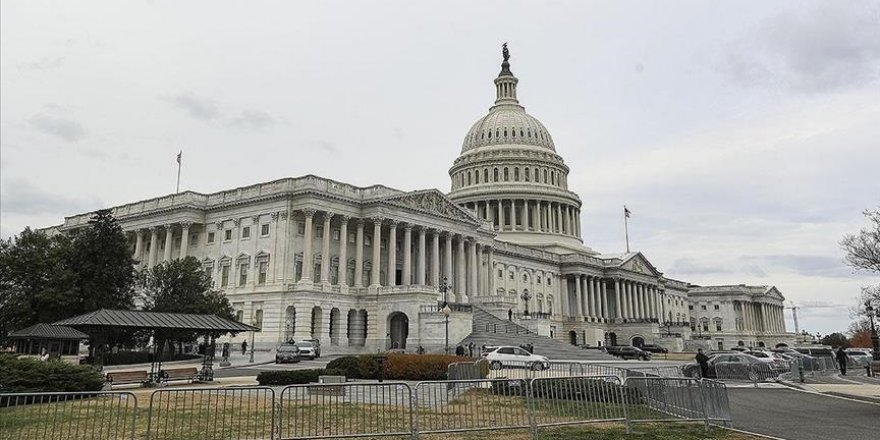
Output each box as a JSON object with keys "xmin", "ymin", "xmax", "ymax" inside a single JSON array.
[
  {"xmin": 275, "ymin": 344, "xmax": 301, "ymax": 364},
  {"xmin": 607, "ymin": 345, "xmax": 651, "ymax": 361},
  {"xmin": 682, "ymin": 353, "xmax": 766, "ymax": 380},
  {"xmin": 640, "ymin": 344, "xmax": 668, "ymax": 354}
]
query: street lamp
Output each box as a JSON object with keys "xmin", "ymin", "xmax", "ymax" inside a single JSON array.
[
  {"xmin": 521, "ymin": 291, "xmax": 532, "ymax": 317},
  {"xmin": 249, "ymin": 319, "xmax": 256, "ymax": 363},
  {"xmin": 865, "ymin": 301, "xmax": 880, "ymax": 362},
  {"xmin": 439, "ymin": 277, "xmax": 452, "ymax": 354}
]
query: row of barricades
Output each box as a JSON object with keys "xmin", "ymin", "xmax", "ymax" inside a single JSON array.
[{"xmin": 0, "ymin": 376, "xmax": 731, "ymax": 440}]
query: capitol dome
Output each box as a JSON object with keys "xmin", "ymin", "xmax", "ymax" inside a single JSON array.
[{"xmin": 447, "ymin": 44, "xmax": 594, "ymax": 255}]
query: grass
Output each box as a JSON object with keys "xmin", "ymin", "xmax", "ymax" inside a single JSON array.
[{"xmin": 0, "ymin": 388, "xmax": 738, "ymax": 440}]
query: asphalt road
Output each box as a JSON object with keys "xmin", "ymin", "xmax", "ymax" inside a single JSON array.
[
  {"xmin": 215, "ymin": 355, "xmax": 343, "ymax": 377},
  {"xmin": 728, "ymin": 388, "xmax": 879, "ymax": 440}
]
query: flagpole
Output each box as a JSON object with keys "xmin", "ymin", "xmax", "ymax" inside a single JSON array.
[
  {"xmin": 624, "ymin": 206, "xmax": 630, "ymax": 253},
  {"xmin": 176, "ymin": 150, "xmax": 182, "ymax": 194}
]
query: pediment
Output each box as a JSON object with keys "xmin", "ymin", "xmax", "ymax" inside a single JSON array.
[
  {"xmin": 619, "ymin": 252, "xmax": 661, "ymax": 277},
  {"xmin": 378, "ymin": 190, "xmax": 479, "ymax": 224},
  {"xmin": 764, "ymin": 286, "xmax": 785, "ymax": 301}
]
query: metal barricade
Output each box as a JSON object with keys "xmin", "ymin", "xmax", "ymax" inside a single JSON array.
[
  {"xmin": 700, "ymin": 380, "xmax": 731, "ymax": 425},
  {"xmin": 278, "ymin": 382, "xmax": 413, "ymax": 440},
  {"xmin": 623, "ymin": 377, "xmax": 712, "ymax": 430},
  {"xmin": 0, "ymin": 391, "xmax": 138, "ymax": 440},
  {"xmin": 414, "ymin": 378, "xmax": 532, "ymax": 434},
  {"xmin": 528, "ymin": 376, "xmax": 629, "ymax": 431},
  {"xmin": 146, "ymin": 387, "xmax": 275, "ymax": 440},
  {"xmin": 448, "ymin": 359, "xmax": 489, "ymax": 381}
]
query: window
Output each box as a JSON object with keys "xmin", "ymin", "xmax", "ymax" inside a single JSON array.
[
  {"xmin": 239, "ymin": 263, "xmax": 248, "ymax": 286},
  {"xmin": 701, "ymin": 305, "xmax": 707, "ymax": 310},
  {"xmin": 504, "ymin": 167, "xmax": 509, "ymax": 181},
  {"xmin": 297, "ymin": 222, "xmax": 305, "ymax": 235},
  {"xmin": 254, "ymin": 309, "xmax": 264, "ymax": 329},
  {"xmin": 547, "ymin": 278, "xmax": 551, "ymax": 286},
  {"xmin": 522, "ymin": 274, "xmax": 528, "ymax": 282},
  {"xmin": 689, "ymin": 305, "xmax": 694, "ymax": 310},
  {"xmin": 221, "ymin": 266, "xmax": 230, "ymax": 287},
  {"xmin": 365, "ymin": 235, "xmax": 372, "ymax": 246},
  {"xmin": 497, "ymin": 269, "xmax": 503, "ymax": 278},
  {"xmin": 204, "ymin": 266, "xmax": 213, "ymax": 282},
  {"xmin": 332, "ymin": 228, "xmax": 340, "ymax": 240},
  {"xmin": 493, "ymin": 168, "xmax": 499, "ymax": 181},
  {"xmin": 713, "ymin": 304, "xmax": 720, "ymax": 310},
  {"xmin": 242, "ymin": 226, "xmax": 251, "ymax": 239},
  {"xmin": 509, "ymin": 271, "xmax": 514, "ymax": 280},
  {"xmin": 258, "ymin": 261, "xmax": 268, "ymax": 285},
  {"xmin": 524, "ymin": 167, "xmax": 530, "ymax": 182},
  {"xmin": 207, "ymin": 232, "xmax": 215, "ymax": 243},
  {"xmin": 484, "ymin": 169, "xmax": 488, "ymax": 182},
  {"xmin": 235, "ymin": 310, "xmax": 243, "ymax": 322},
  {"xmin": 537, "ymin": 276, "xmax": 542, "ymax": 284},
  {"xmin": 316, "ymin": 226, "xmax": 324, "ymax": 238},
  {"xmin": 514, "ymin": 167, "xmax": 520, "ymax": 181},
  {"xmin": 224, "ymin": 229, "xmax": 232, "ymax": 241},
  {"xmin": 348, "ymin": 232, "xmax": 356, "ymax": 243},
  {"xmin": 261, "ymin": 224, "xmax": 270, "ymax": 236},
  {"xmin": 715, "ymin": 321, "xmax": 722, "ymax": 331},
  {"xmin": 701, "ymin": 320, "xmax": 709, "ymax": 332}
]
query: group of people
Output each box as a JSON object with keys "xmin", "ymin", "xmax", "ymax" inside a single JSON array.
[{"xmin": 455, "ymin": 342, "xmax": 478, "ymax": 357}]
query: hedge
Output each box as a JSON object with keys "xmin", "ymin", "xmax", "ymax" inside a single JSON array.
[
  {"xmin": 0, "ymin": 354, "xmax": 105, "ymax": 394},
  {"xmin": 326, "ymin": 354, "xmax": 471, "ymax": 381},
  {"xmin": 256, "ymin": 369, "xmax": 344, "ymax": 386}
]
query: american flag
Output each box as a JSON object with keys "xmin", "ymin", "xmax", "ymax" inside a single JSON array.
[
  {"xmin": 176, "ymin": 151, "xmax": 182, "ymax": 164},
  {"xmin": 624, "ymin": 206, "xmax": 631, "ymax": 218}
]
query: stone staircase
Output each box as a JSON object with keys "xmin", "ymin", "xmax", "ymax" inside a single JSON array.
[{"xmin": 457, "ymin": 307, "xmax": 615, "ymax": 361}]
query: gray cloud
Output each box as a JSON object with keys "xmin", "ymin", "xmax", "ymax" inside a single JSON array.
[
  {"xmin": 228, "ymin": 110, "xmax": 275, "ymax": 130},
  {"xmin": 29, "ymin": 113, "xmax": 87, "ymax": 142},
  {"xmin": 719, "ymin": 1, "xmax": 880, "ymax": 93},
  {"xmin": 744, "ymin": 254, "xmax": 863, "ymax": 279},
  {"xmin": 311, "ymin": 140, "xmax": 338, "ymax": 154},
  {"xmin": 18, "ymin": 56, "xmax": 66, "ymax": 71},
  {"xmin": 668, "ymin": 258, "xmax": 731, "ymax": 276},
  {"xmin": 166, "ymin": 92, "xmax": 219, "ymax": 120},
  {"xmin": 0, "ymin": 178, "xmax": 100, "ymax": 216},
  {"xmin": 741, "ymin": 264, "xmax": 768, "ymax": 278}
]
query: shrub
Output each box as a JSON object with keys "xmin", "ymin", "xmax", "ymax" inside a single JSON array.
[
  {"xmin": 0, "ymin": 355, "xmax": 105, "ymax": 394},
  {"xmin": 256, "ymin": 368, "xmax": 344, "ymax": 386},
  {"xmin": 326, "ymin": 354, "xmax": 470, "ymax": 381}
]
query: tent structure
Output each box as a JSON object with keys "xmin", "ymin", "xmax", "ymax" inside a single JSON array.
[
  {"xmin": 8, "ymin": 323, "xmax": 88, "ymax": 359},
  {"xmin": 53, "ymin": 309, "xmax": 259, "ymax": 382}
]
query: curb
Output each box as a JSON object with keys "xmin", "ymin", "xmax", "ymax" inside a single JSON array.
[
  {"xmin": 777, "ymin": 381, "xmax": 880, "ymax": 407},
  {"xmin": 720, "ymin": 426, "xmax": 788, "ymax": 440}
]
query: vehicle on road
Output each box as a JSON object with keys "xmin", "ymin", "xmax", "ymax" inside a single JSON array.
[
  {"xmin": 275, "ymin": 344, "xmax": 301, "ymax": 364},
  {"xmin": 298, "ymin": 338, "xmax": 322, "ymax": 357},
  {"xmin": 744, "ymin": 351, "xmax": 788, "ymax": 369},
  {"xmin": 483, "ymin": 346, "xmax": 550, "ymax": 370},
  {"xmin": 682, "ymin": 353, "xmax": 769, "ymax": 380},
  {"xmin": 606, "ymin": 345, "xmax": 652, "ymax": 361},
  {"xmin": 639, "ymin": 344, "xmax": 668, "ymax": 354},
  {"xmin": 295, "ymin": 341, "xmax": 319, "ymax": 360},
  {"xmin": 844, "ymin": 349, "xmax": 872, "ymax": 368}
]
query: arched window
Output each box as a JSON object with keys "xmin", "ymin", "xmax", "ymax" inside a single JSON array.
[
  {"xmin": 475, "ymin": 170, "xmax": 480, "ymax": 184},
  {"xmin": 504, "ymin": 167, "xmax": 509, "ymax": 181},
  {"xmin": 484, "ymin": 169, "xmax": 489, "ymax": 182},
  {"xmin": 534, "ymin": 168, "xmax": 539, "ymax": 181},
  {"xmin": 543, "ymin": 169, "xmax": 548, "ymax": 183},
  {"xmin": 522, "ymin": 273, "xmax": 528, "ymax": 282},
  {"xmin": 514, "ymin": 167, "xmax": 519, "ymax": 181},
  {"xmin": 467, "ymin": 171, "xmax": 472, "ymax": 185},
  {"xmin": 524, "ymin": 167, "xmax": 530, "ymax": 182},
  {"xmin": 551, "ymin": 172, "xmax": 555, "ymax": 185},
  {"xmin": 488, "ymin": 130, "xmax": 492, "ymax": 139},
  {"xmin": 493, "ymin": 168, "xmax": 499, "ymax": 181}
]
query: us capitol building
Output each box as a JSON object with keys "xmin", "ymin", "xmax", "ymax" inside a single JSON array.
[{"xmin": 52, "ymin": 47, "xmax": 794, "ymax": 354}]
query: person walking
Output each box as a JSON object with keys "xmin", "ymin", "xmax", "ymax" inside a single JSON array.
[
  {"xmin": 508, "ymin": 309, "xmax": 513, "ymax": 321},
  {"xmin": 835, "ymin": 346, "xmax": 848, "ymax": 376},
  {"xmin": 695, "ymin": 348, "xmax": 710, "ymax": 378},
  {"xmin": 241, "ymin": 340, "xmax": 248, "ymax": 356},
  {"xmin": 468, "ymin": 342, "xmax": 475, "ymax": 357}
]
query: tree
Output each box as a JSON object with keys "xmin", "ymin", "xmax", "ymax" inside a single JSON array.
[
  {"xmin": 850, "ymin": 329, "xmax": 873, "ymax": 348},
  {"xmin": 840, "ymin": 208, "xmax": 880, "ymax": 273},
  {"xmin": 819, "ymin": 332, "xmax": 850, "ymax": 348},
  {"xmin": 139, "ymin": 257, "xmax": 235, "ymax": 354}
]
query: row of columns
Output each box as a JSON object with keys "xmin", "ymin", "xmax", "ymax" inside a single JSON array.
[
  {"xmin": 561, "ymin": 275, "xmax": 664, "ymax": 322},
  {"xmin": 298, "ymin": 210, "xmax": 492, "ymax": 302},
  {"xmin": 461, "ymin": 199, "xmax": 581, "ymax": 238},
  {"xmin": 131, "ymin": 222, "xmax": 194, "ymax": 267},
  {"xmin": 741, "ymin": 302, "xmax": 785, "ymax": 334}
]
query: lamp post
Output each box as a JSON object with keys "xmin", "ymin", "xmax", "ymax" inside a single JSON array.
[
  {"xmin": 521, "ymin": 291, "xmax": 532, "ymax": 317},
  {"xmin": 866, "ymin": 301, "xmax": 880, "ymax": 362},
  {"xmin": 439, "ymin": 277, "xmax": 452, "ymax": 354},
  {"xmin": 249, "ymin": 319, "xmax": 256, "ymax": 363}
]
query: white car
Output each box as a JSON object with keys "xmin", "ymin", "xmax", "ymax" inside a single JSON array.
[{"xmin": 483, "ymin": 346, "xmax": 550, "ymax": 371}]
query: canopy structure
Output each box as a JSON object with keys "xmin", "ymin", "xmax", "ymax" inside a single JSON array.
[
  {"xmin": 52, "ymin": 309, "xmax": 259, "ymax": 332},
  {"xmin": 9, "ymin": 323, "xmax": 89, "ymax": 340}
]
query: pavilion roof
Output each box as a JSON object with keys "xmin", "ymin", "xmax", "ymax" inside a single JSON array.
[
  {"xmin": 52, "ymin": 309, "xmax": 259, "ymax": 332},
  {"xmin": 9, "ymin": 323, "xmax": 89, "ymax": 340}
]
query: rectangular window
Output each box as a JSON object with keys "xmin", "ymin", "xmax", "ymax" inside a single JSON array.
[
  {"xmin": 221, "ymin": 266, "xmax": 230, "ymax": 287},
  {"xmin": 702, "ymin": 322, "xmax": 709, "ymax": 331},
  {"xmin": 242, "ymin": 226, "xmax": 251, "ymax": 239},
  {"xmin": 497, "ymin": 269, "xmax": 503, "ymax": 278},
  {"xmin": 254, "ymin": 309, "xmax": 263, "ymax": 329},
  {"xmin": 332, "ymin": 228, "xmax": 340, "ymax": 240},
  {"xmin": 239, "ymin": 264, "xmax": 248, "ymax": 286},
  {"xmin": 380, "ymin": 238, "xmax": 387, "ymax": 249},
  {"xmin": 190, "ymin": 234, "xmax": 198, "ymax": 246},
  {"xmin": 714, "ymin": 304, "xmax": 720, "ymax": 310},
  {"xmin": 688, "ymin": 305, "xmax": 694, "ymax": 310},
  {"xmin": 701, "ymin": 305, "xmax": 707, "ymax": 310},
  {"xmin": 297, "ymin": 222, "xmax": 305, "ymax": 235},
  {"xmin": 235, "ymin": 310, "xmax": 243, "ymax": 322},
  {"xmin": 207, "ymin": 232, "xmax": 215, "ymax": 243},
  {"xmin": 715, "ymin": 322, "xmax": 722, "ymax": 331},
  {"xmin": 224, "ymin": 229, "xmax": 232, "ymax": 241},
  {"xmin": 295, "ymin": 261, "xmax": 303, "ymax": 280},
  {"xmin": 258, "ymin": 262, "xmax": 268, "ymax": 285},
  {"xmin": 204, "ymin": 266, "xmax": 213, "ymax": 282},
  {"xmin": 261, "ymin": 224, "xmax": 270, "ymax": 236},
  {"xmin": 316, "ymin": 226, "xmax": 324, "ymax": 238},
  {"xmin": 365, "ymin": 235, "xmax": 372, "ymax": 246},
  {"xmin": 348, "ymin": 232, "xmax": 356, "ymax": 243}
]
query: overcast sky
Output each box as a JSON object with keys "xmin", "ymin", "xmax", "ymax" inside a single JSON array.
[{"xmin": 2, "ymin": 1, "xmax": 878, "ymax": 335}]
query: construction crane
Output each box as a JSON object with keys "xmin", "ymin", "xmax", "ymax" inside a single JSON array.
[{"xmin": 786, "ymin": 301, "xmax": 800, "ymax": 334}]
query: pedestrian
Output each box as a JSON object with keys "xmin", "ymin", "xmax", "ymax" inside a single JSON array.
[
  {"xmin": 508, "ymin": 309, "xmax": 513, "ymax": 321},
  {"xmin": 241, "ymin": 340, "xmax": 248, "ymax": 356},
  {"xmin": 455, "ymin": 345, "xmax": 465, "ymax": 356},
  {"xmin": 417, "ymin": 345, "xmax": 425, "ymax": 355},
  {"xmin": 468, "ymin": 342, "xmax": 475, "ymax": 357},
  {"xmin": 835, "ymin": 346, "xmax": 848, "ymax": 376},
  {"xmin": 695, "ymin": 348, "xmax": 710, "ymax": 378}
]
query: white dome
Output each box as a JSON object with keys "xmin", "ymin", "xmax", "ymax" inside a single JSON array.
[{"xmin": 461, "ymin": 105, "xmax": 555, "ymax": 153}]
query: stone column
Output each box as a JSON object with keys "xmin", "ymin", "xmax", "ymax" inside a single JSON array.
[
  {"xmin": 370, "ymin": 217, "xmax": 383, "ymax": 287},
  {"xmin": 133, "ymin": 230, "xmax": 144, "ymax": 264},
  {"xmin": 487, "ymin": 246, "xmax": 495, "ymax": 297},
  {"xmin": 601, "ymin": 279, "xmax": 609, "ymax": 320},
  {"xmin": 179, "ymin": 222, "xmax": 192, "ymax": 259},
  {"xmin": 443, "ymin": 232, "xmax": 453, "ymax": 287},
  {"xmin": 639, "ymin": 284, "xmax": 646, "ymax": 319},
  {"xmin": 320, "ymin": 212, "xmax": 334, "ymax": 284},
  {"xmin": 402, "ymin": 225, "xmax": 412, "ymax": 285},
  {"xmin": 147, "ymin": 227, "xmax": 159, "ymax": 268},
  {"xmin": 574, "ymin": 275, "xmax": 584, "ymax": 318},
  {"xmin": 497, "ymin": 200, "xmax": 504, "ymax": 230},
  {"xmin": 417, "ymin": 227, "xmax": 426, "ymax": 285},
  {"xmin": 589, "ymin": 277, "xmax": 597, "ymax": 318},
  {"xmin": 467, "ymin": 238, "xmax": 477, "ymax": 297},
  {"xmin": 338, "ymin": 310, "xmax": 349, "ymax": 346},
  {"xmin": 523, "ymin": 200, "xmax": 530, "ymax": 230},
  {"xmin": 456, "ymin": 235, "xmax": 467, "ymax": 302},
  {"xmin": 614, "ymin": 279, "xmax": 622, "ymax": 319},
  {"xmin": 354, "ymin": 220, "xmax": 365, "ymax": 287},
  {"xmin": 556, "ymin": 204, "xmax": 563, "ymax": 234},
  {"xmin": 431, "ymin": 229, "xmax": 440, "ymax": 288},
  {"xmin": 300, "ymin": 210, "xmax": 316, "ymax": 283},
  {"xmin": 386, "ymin": 220, "xmax": 398, "ymax": 286},
  {"xmin": 337, "ymin": 216, "xmax": 349, "ymax": 287},
  {"xmin": 163, "ymin": 224, "xmax": 174, "ymax": 262}
]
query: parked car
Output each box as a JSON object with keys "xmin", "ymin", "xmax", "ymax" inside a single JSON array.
[
  {"xmin": 275, "ymin": 344, "xmax": 301, "ymax": 364},
  {"xmin": 483, "ymin": 346, "xmax": 550, "ymax": 370},
  {"xmin": 606, "ymin": 345, "xmax": 651, "ymax": 361},
  {"xmin": 744, "ymin": 350, "xmax": 788, "ymax": 369},
  {"xmin": 639, "ymin": 344, "xmax": 668, "ymax": 354},
  {"xmin": 295, "ymin": 341, "xmax": 319, "ymax": 360},
  {"xmin": 845, "ymin": 349, "xmax": 872, "ymax": 368},
  {"xmin": 298, "ymin": 339, "xmax": 322, "ymax": 357},
  {"xmin": 682, "ymin": 353, "xmax": 767, "ymax": 380}
]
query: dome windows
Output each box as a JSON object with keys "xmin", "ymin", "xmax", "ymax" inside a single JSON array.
[
  {"xmin": 503, "ymin": 167, "xmax": 509, "ymax": 181},
  {"xmin": 524, "ymin": 167, "xmax": 530, "ymax": 182},
  {"xmin": 484, "ymin": 169, "xmax": 489, "ymax": 182},
  {"xmin": 514, "ymin": 167, "xmax": 520, "ymax": 181}
]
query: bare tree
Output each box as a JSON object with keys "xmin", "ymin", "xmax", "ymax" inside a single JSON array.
[{"xmin": 841, "ymin": 208, "xmax": 880, "ymax": 273}]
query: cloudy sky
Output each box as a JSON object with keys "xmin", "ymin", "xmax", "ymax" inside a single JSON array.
[{"xmin": 2, "ymin": 1, "xmax": 878, "ymax": 334}]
